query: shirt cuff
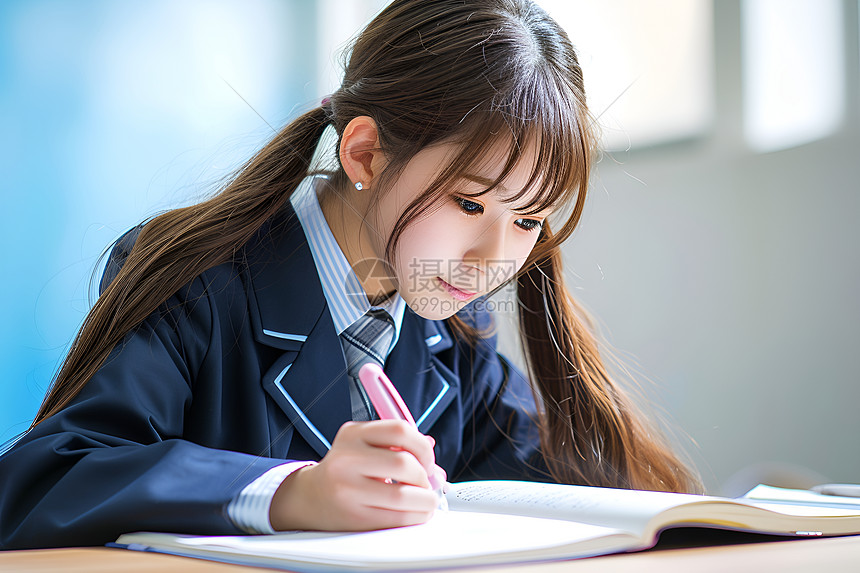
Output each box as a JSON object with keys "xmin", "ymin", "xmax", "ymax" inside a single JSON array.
[{"xmin": 226, "ymin": 461, "xmax": 317, "ymax": 534}]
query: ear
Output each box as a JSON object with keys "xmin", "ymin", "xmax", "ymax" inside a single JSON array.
[{"xmin": 338, "ymin": 116, "xmax": 387, "ymax": 189}]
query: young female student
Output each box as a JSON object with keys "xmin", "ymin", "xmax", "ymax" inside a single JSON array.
[{"xmin": 0, "ymin": 0, "xmax": 700, "ymax": 549}]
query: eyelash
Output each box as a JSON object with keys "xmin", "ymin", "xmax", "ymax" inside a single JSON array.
[{"xmin": 454, "ymin": 197, "xmax": 543, "ymax": 232}]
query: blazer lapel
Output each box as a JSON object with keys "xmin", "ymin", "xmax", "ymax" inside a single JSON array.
[
  {"xmin": 245, "ymin": 206, "xmax": 352, "ymax": 458},
  {"xmin": 262, "ymin": 315, "xmax": 352, "ymax": 457}
]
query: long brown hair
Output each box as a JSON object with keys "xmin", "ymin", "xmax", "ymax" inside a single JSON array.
[{"xmin": 32, "ymin": 0, "xmax": 700, "ymax": 493}]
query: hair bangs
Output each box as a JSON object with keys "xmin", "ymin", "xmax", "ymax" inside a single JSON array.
[
  {"xmin": 432, "ymin": 99, "xmax": 588, "ymax": 221},
  {"xmin": 454, "ymin": 70, "xmax": 591, "ymax": 221}
]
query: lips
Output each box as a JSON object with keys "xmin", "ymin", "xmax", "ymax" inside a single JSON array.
[{"xmin": 437, "ymin": 277, "xmax": 476, "ymax": 301}]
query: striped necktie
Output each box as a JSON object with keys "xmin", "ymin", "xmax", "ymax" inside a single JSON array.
[{"xmin": 340, "ymin": 309, "xmax": 395, "ymax": 421}]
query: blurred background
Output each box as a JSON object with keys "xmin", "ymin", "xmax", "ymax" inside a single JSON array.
[{"xmin": 1, "ymin": 0, "xmax": 858, "ymax": 495}]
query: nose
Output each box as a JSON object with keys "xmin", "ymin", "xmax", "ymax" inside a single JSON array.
[{"xmin": 462, "ymin": 217, "xmax": 507, "ymax": 278}]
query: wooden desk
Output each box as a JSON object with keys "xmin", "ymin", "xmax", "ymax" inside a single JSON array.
[{"xmin": 2, "ymin": 536, "xmax": 860, "ymax": 573}]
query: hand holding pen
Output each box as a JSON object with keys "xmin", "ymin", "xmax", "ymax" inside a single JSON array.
[
  {"xmin": 268, "ymin": 364, "xmax": 446, "ymax": 532},
  {"xmin": 358, "ymin": 363, "xmax": 449, "ymax": 510}
]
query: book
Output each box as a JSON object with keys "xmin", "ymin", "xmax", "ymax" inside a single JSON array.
[{"xmin": 112, "ymin": 480, "xmax": 860, "ymax": 572}]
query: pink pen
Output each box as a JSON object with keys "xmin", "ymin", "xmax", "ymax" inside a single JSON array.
[{"xmin": 357, "ymin": 363, "xmax": 448, "ymax": 510}]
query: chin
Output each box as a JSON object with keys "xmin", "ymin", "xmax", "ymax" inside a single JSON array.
[{"xmin": 402, "ymin": 294, "xmax": 468, "ymax": 321}]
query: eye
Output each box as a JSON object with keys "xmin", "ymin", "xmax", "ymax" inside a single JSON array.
[
  {"xmin": 515, "ymin": 218, "xmax": 544, "ymax": 232},
  {"xmin": 455, "ymin": 196, "xmax": 484, "ymax": 216}
]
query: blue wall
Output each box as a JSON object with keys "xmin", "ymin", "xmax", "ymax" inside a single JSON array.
[{"xmin": 0, "ymin": 1, "xmax": 316, "ymax": 444}]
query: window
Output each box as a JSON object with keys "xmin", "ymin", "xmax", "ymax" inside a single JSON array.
[
  {"xmin": 742, "ymin": 0, "xmax": 845, "ymax": 152},
  {"xmin": 541, "ymin": 0, "xmax": 713, "ymax": 150}
]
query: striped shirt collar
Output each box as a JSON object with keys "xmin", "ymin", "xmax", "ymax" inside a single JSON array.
[{"xmin": 290, "ymin": 176, "xmax": 406, "ymax": 349}]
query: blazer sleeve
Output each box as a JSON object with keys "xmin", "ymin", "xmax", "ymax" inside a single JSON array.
[
  {"xmin": 450, "ymin": 304, "xmax": 551, "ymax": 483},
  {"xmin": 0, "ymin": 249, "xmax": 285, "ymax": 549}
]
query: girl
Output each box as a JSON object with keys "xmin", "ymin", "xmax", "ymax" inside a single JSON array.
[{"xmin": 0, "ymin": 0, "xmax": 700, "ymax": 549}]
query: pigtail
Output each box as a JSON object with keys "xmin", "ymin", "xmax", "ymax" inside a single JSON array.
[
  {"xmin": 33, "ymin": 105, "xmax": 332, "ymax": 425},
  {"xmin": 517, "ymin": 238, "xmax": 701, "ymax": 493}
]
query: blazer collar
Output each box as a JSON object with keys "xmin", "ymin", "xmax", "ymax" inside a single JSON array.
[{"xmin": 244, "ymin": 203, "xmax": 327, "ymax": 351}]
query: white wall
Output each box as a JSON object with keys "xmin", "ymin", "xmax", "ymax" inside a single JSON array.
[{"xmin": 498, "ymin": 0, "xmax": 860, "ymax": 494}]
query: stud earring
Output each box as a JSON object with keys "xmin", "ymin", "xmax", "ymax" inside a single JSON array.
[{"xmin": 354, "ymin": 181, "xmax": 364, "ymax": 191}]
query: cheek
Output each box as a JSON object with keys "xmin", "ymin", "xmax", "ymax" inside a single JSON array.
[
  {"xmin": 509, "ymin": 233, "xmax": 540, "ymax": 265},
  {"xmin": 394, "ymin": 207, "xmax": 462, "ymax": 267},
  {"xmin": 391, "ymin": 209, "xmax": 470, "ymax": 320},
  {"xmin": 481, "ymin": 232, "xmax": 539, "ymax": 290}
]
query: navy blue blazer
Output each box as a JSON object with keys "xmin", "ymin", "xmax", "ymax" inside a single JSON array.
[{"xmin": 0, "ymin": 204, "xmax": 547, "ymax": 549}]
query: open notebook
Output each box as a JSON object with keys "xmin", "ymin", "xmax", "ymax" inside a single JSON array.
[{"xmin": 112, "ymin": 480, "xmax": 860, "ymax": 572}]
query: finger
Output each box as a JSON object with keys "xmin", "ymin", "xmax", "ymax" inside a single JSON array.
[
  {"xmin": 302, "ymin": 478, "xmax": 434, "ymax": 532},
  {"xmin": 429, "ymin": 464, "xmax": 447, "ymax": 490},
  {"xmin": 331, "ymin": 420, "xmax": 366, "ymax": 445},
  {"xmin": 358, "ymin": 478, "xmax": 439, "ymax": 514},
  {"xmin": 356, "ymin": 447, "xmax": 432, "ymax": 488},
  {"xmin": 326, "ymin": 424, "xmax": 433, "ymax": 488},
  {"xmin": 358, "ymin": 420, "xmax": 437, "ymax": 474}
]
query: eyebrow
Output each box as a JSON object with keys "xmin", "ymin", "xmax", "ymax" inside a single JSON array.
[{"xmin": 462, "ymin": 174, "xmax": 508, "ymax": 192}]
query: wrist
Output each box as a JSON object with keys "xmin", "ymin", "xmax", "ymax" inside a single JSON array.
[{"xmin": 269, "ymin": 463, "xmax": 317, "ymax": 531}]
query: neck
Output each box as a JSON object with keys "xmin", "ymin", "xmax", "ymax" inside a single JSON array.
[{"xmin": 318, "ymin": 180, "xmax": 396, "ymax": 304}]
